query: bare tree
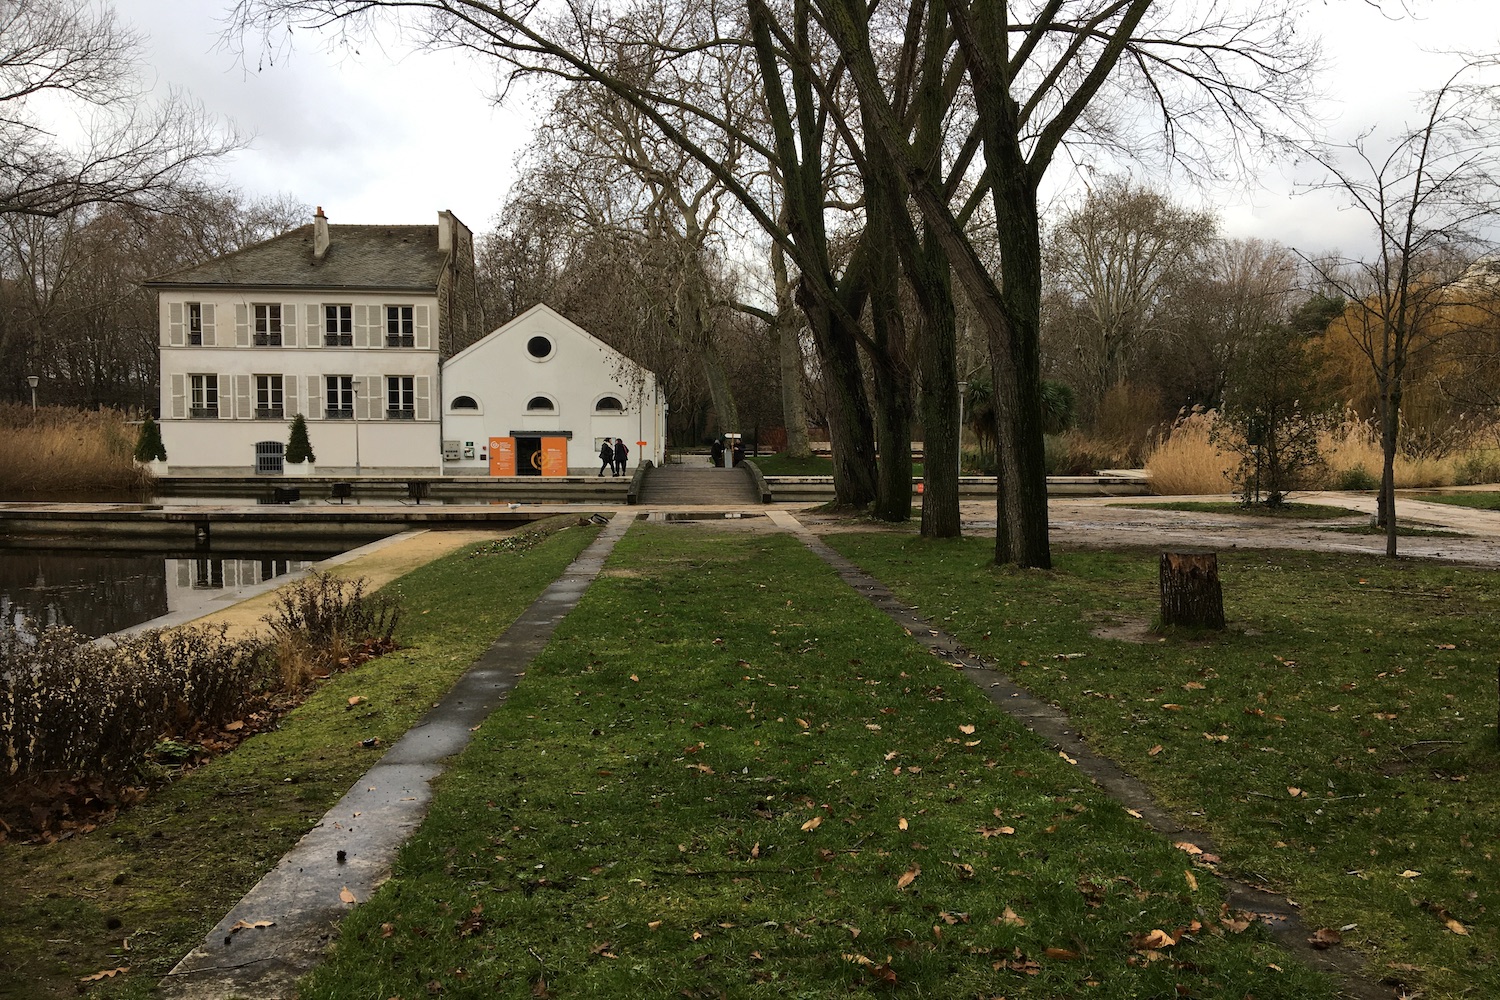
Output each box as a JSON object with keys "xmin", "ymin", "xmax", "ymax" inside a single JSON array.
[
  {"xmin": 0, "ymin": 0, "xmax": 242, "ymax": 218},
  {"xmin": 1299, "ymin": 64, "xmax": 1500, "ymax": 556}
]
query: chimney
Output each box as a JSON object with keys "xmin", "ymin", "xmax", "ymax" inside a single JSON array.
[
  {"xmin": 438, "ymin": 209, "xmax": 453, "ymax": 252},
  {"xmin": 313, "ymin": 206, "xmax": 329, "ymax": 260}
]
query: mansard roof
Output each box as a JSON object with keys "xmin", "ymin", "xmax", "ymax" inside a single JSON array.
[{"xmin": 144, "ymin": 223, "xmax": 449, "ymax": 292}]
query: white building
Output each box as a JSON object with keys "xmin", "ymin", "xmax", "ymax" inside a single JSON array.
[
  {"xmin": 148, "ymin": 211, "xmax": 665, "ymax": 476},
  {"xmin": 441, "ymin": 304, "xmax": 666, "ymax": 475},
  {"xmin": 146, "ymin": 208, "xmax": 479, "ymax": 475}
]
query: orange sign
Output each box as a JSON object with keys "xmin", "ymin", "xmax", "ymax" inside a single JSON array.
[
  {"xmin": 541, "ymin": 436, "xmax": 568, "ymax": 477},
  {"xmin": 489, "ymin": 437, "xmax": 515, "ymax": 477}
]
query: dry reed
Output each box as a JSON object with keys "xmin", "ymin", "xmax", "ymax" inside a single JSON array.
[
  {"xmin": 1143, "ymin": 412, "xmax": 1235, "ymax": 495},
  {"xmin": 0, "ymin": 404, "xmax": 153, "ymax": 495}
]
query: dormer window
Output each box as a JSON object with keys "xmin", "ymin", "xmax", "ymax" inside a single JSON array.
[{"xmin": 526, "ymin": 395, "xmax": 555, "ymax": 412}]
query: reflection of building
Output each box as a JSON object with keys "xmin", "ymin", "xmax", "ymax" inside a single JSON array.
[
  {"xmin": 442, "ymin": 304, "xmax": 666, "ymax": 475},
  {"xmin": 147, "ymin": 208, "xmax": 479, "ymax": 475},
  {"xmin": 169, "ymin": 557, "xmax": 311, "ymax": 601}
]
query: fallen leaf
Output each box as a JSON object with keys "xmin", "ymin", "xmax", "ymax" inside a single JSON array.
[
  {"xmin": 381, "ymin": 922, "xmax": 395, "ymax": 938},
  {"xmin": 800, "ymin": 816, "xmax": 823, "ymax": 832},
  {"xmin": 1148, "ymin": 745, "xmax": 1164, "ymax": 756},
  {"xmin": 898, "ymin": 817, "xmax": 908, "ymax": 831},
  {"xmin": 1436, "ymin": 643, "xmax": 1456, "ymax": 650},
  {"xmin": 223, "ymin": 720, "xmax": 245, "ymax": 731},
  {"xmin": 1399, "ymin": 870, "xmax": 1421, "ymax": 879},
  {"xmin": 1287, "ymin": 787, "xmax": 1303, "ymax": 798},
  {"xmin": 229, "ymin": 919, "xmax": 275, "ymax": 932},
  {"xmin": 896, "ymin": 865, "xmax": 921, "ymax": 890},
  {"xmin": 347, "ymin": 696, "xmax": 364, "ymax": 707},
  {"xmin": 1124, "ymin": 807, "xmax": 1143, "ymax": 819},
  {"xmin": 1183, "ymin": 681, "xmax": 1206, "ymax": 690},
  {"xmin": 979, "ymin": 825, "xmax": 1015, "ymax": 838},
  {"xmin": 1045, "ymin": 947, "xmax": 1080, "ymax": 960},
  {"xmin": 1308, "ymin": 927, "xmax": 1342, "ymax": 949},
  {"xmin": 1000, "ymin": 906, "xmax": 1025, "ymax": 926},
  {"xmin": 79, "ymin": 967, "xmax": 129, "ymax": 982},
  {"xmin": 1445, "ymin": 917, "xmax": 1469, "ymax": 936},
  {"xmin": 648, "ymin": 920, "xmax": 662, "ymax": 930},
  {"xmin": 1134, "ymin": 929, "xmax": 1176, "ymax": 949},
  {"xmin": 1203, "ymin": 733, "xmax": 1229, "ymax": 742},
  {"xmin": 340, "ymin": 886, "xmax": 357, "ymax": 904},
  {"xmin": 1221, "ymin": 916, "xmax": 1251, "ymax": 933},
  {"xmin": 1184, "ymin": 870, "xmax": 1198, "ymax": 891},
  {"xmin": 1174, "ymin": 842, "xmax": 1203, "ymax": 856},
  {"xmin": 629, "ymin": 674, "xmax": 639, "ymax": 682},
  {"xmin": 959, "ymin": 724, "xmax": 976, "ymax": 735},
  {"xmin": 1161, "ymin": 703, "xmax": 1183, "ymax": 711}
]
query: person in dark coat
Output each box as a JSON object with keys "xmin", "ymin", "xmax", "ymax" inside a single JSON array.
[
  {"xmin": 598, "ymin": 439, "xmax": 613, "ymax": 477},
  {"xmin": 731, "ymin": 439, "xmax": 745, "ymax": 467},
  {"xmin": 710, "ymin": 438, "xmax": 724, "ymax": 467},
  {"xmin": 613, "ymin": 438, "xmax": 629, "ymax": 476}
]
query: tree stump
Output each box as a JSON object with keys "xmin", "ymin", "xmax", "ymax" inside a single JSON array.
[{"xmin": 1159, "ymin": 550, "xmax": 1225, "ymax": 630}]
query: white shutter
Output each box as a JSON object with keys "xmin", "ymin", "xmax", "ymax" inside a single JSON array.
[
  {"xmin": 235, "ymin": 304, "xmax": 250, "ymax": 347},
  {"xmin": 282, "ymin": 303, "xmax": 298, "ymax": 347},
  {"xmin": 168, "ymin": 302, "xmax": 184, "ymax": 347},
  {"xmin": 415, "ymin": 375, "xmax": 431, "ymax": 420},
  {"xmin": 284, "ymin": 374, "xmax": 300, "ymax": 417},
  {"xmin": 354, "ymin": 377, "xmax": 371, "ymax": 420},
  {"xmin": 310, "ymin": 373, "xmax": 323, "ymax": 417},
  {"xmin": 201, "ymin": 303, "xmax": 216, "ymax": 346},
  {"xmin": 306, "ymin": 305, "xmax": 321, "ymax": 348},
  {"xmin": 414, "ymin": 304, "xmax": 431, "ymax": 350},
  {"xmin": 170, "ymin": 373, "xmax": 186, "ymax": 419},
  {"xmin": 233, "ymin": 374, "xmax": 251, "ymax": 420},
  {"xmin": 353, "ymin": 305, "xmax": 371, "ymax": 349}
]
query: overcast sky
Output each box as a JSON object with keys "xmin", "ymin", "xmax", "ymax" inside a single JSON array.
[{"xmin": 122, "ymin": 1, "xmax": 1500, "ymax": 257}]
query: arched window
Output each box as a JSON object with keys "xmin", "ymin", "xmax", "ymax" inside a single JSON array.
[
  {"xmin": 594, "ymin": 395, "xmax": 624, "ymax": 412},
  {"xmin": 526, "ymin": 335, "xmax": 554, "ymax": 360},
  {"xmin": 526, "ymin": 395, "xmax": 556, "ymax": 412},
  {"xmin": 450, "ymin": 395, "xmax": 479, "ymax": 410}
]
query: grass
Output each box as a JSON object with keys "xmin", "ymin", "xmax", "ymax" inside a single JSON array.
[
  {"xmin": 0, "ymin": 520, "xmax": 600, "ymax": 999},
  {"xmin": 297, "ymin": 524, "xmax": 1334, "ymax": 1000},
  {"xmin": 822, "ymin": 532, "xmax": 1500, "ymax": 1000},
  {"xmin": 1413, "ymin": 491, "xmax": 1500, "ymax": 511},
  {"xmin": 0, "ymin": 405, "xmax": 151, "ymax": 496},
  {"xmin": 1110, "ymin": 501, "xmax": 1364, "ymax": 519},
  {"xmin": 751, "ymin": 452, "xmax": 926, "ymax": 477}
]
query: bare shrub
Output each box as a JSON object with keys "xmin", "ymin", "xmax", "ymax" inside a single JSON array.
[
  {"xmin": 262, "ymin": 572, "xmax": 402, "ymax": 688},
  {"xmin": 1320, "ymin": 414, "xmax": 1454, "ymax": 489},
  {"xmin": 1144, "ymin": 412, "xmax": 1235, "ymax": 495},
  {"xmin": 0, "ymin": 622, "xmax": 264, "ymax": 786},
  {"xmin": 0, "ymin": 404, "xmax": 152, "ymax": 494}
]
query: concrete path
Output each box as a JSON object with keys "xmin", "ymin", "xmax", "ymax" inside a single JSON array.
[{"xmin": 158, "ymin": 513, "xmax": 635, "ymax": 1000}]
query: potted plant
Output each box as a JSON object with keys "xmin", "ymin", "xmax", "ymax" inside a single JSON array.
[
  {"xmin": 134, "ymin": 414, "xmax": 168, "ymax": 475},
  {"xmin": 284, "ymin": 413, "xmax": 316, "ymax": 476}
]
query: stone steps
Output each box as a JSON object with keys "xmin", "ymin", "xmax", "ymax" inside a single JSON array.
[{"xmin": 638, "ymin": 466, "xmax": 762, "ymax": 505}]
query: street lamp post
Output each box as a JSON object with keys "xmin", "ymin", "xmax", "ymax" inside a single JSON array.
[
  {"xmin": 26, "ymin": 375, "xmax": 38, "ymax": 411},
  {"xmin": 956, "ymin": 380, "xmax": 968, "ymax": 481}
]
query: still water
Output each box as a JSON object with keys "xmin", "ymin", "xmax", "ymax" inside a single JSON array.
[{"xmin": 0, "ymin": 545, "xmax": 351, "ymax": 639}]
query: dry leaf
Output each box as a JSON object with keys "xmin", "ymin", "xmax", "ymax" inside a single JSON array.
[
  {"xmin": 1125, "ymin": 807, "xmax": 1143, "ymax": 819},
  {"xmin": 1044, "ymin": 947, "xmax": 1080, "ymax": 960},
  {"xmin": 979, "ymin": 825, "xmax": 1015, "ymax": 838},
  {"xmin": 230, "ymin": 919, "xmax": 275, "ymax": 932},
  {"xmin": 1445, "ymin": 917, "xmax": 1469, "ymax": 936},
  {"xmin": 1183, "ymin": 681, "xmax": 1206, "ymax": 690},
  {"xmin": 1000, "ymin": 906, "xmax": 1025, "ymax": 926},
  {"xmin": 1161, "ymin": 703, "xmax": 1183, "ymax": 711},
  {"xmin": 1184, "ymin": 870, "xmax": 1198, "ymax": 891},
  {"xmin": 1399, "ymin": 870, "xmax": 1421, "ymax": 879},
  {"xmin": 629, "ymin": 674, "xmax": 639, "ymax": 682},
  {"xmin": 647, "ymin": 920, "xmax": 662, "ymax": 930},
  {"xmin": 1135, "ymin": 929, "xmax": 1176, "ymax": 949},
  {"xmin": 1148, "ymin": 744, "xmax": 1164, "ymax": 756},
  {"xmin": 1287, "ymin": 787, "xmax": 1303, "ymax": 798},
  {"xmin": 896, "ymin": 865, "xmax": 921, "ymax": 890},
  {"xmin": 340, "ymin": 886, "xmax": 357, "ymax": 904},
  {"xmin": 959, "ymin": 724, "xmax": 976, "ymax": 735},
  {"xmin": 79, "ymin": 967, "xmax": 129, "ymax": 982},
  {"xmin": 800, "ymin": 816, "xmax": 823, "ymax": 832},
  {"xmin": 1308, "ymin": 927, "xmax": 1342, "ymax": 949},
  {"xmin": 898, "ymin": 817, "xmax": 908, "ymax": 831},
  {"xmin": 223, "ymin": 720, "xmax": 244, "ymax": 731},
  {"xmin": 347, "ymin": 696, "xmax": 364, "ymax": 707},
  {"xmin": 1174, "ymin": 841, "xmax": 1203, "ymax": 856}
]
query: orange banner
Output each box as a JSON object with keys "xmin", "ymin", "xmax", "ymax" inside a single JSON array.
[
  {"xmin": 541, "ymin": 437, "xmax": 568, "ymax": 477},
  {"xmin": 489, "ymin": 437, "xmax": 515, "ymax": 477}
]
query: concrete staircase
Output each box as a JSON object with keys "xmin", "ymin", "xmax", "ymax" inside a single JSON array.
[{"xmin": 637, "ymin": 465, "xmax": 763, "ymax": 505}]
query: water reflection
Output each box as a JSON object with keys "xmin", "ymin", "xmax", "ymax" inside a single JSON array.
[{"xmin": 0, "ymin": 548, "xmax": 333, "ymax": 639}]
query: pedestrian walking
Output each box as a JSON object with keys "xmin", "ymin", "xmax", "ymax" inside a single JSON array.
[
  {"xmin": 613, "ymin": 438, "xmax": 629, "ymax": 477},
  {"xmin": 598, "ymin": 439, "xmax": 613, "ymax": 476}
]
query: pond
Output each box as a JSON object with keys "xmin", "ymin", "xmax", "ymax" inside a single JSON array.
[{"xmin": 0, "ymin": 542, "xmax": 354, "ymax": 640}]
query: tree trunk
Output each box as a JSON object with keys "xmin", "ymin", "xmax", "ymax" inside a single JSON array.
[
  {"xmin": 698, "ymin": 337, "xmax": 740, "ymax": 434},
  {"xmin": 799, "ymin": 281, "xmax": 877, "ymax": 507},
  {"xmin": 871, "ymin": 347, "xmax": 913, "ymax": 522},
  {"xmin": 1159, "ymin": 551, "xmax": 1226, "ymax": 629},
  {"xmin": 772, "ymin": 244, "xmax": 812, "ymax": 459},
  {"xmin": 916, "ymin": 233, "xmax": 960, "ymax": 539},
  {"xmin": 1381, "ymin": 381, "xmax": 1400, "ymax": 558}
]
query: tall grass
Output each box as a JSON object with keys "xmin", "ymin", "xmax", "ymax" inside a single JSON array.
[
  {"xmin": 0, "ymin": 404, "xmax": 152, "ymax": 495},
  {"xmin": 1143, "ymin": 410, "xmax": 1497, "ymax": 495}
]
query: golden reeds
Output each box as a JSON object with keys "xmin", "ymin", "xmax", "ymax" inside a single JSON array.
[{"xmin": 0, "ymin": 404, "xmax": 152, "ymax": 495}]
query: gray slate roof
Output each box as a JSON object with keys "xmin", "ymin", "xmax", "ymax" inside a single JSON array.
[{"xmin": 144, "ymin": 224, "xmax": 449, "ymax": 291}]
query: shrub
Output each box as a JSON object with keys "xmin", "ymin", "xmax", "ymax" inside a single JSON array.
[
  {"xmin": 1331, "ymin": 467, "xmax": 1379, "ymax": 491},
  {"xmin": 286, "ymin": 413, "xmax": 315, "ymax": 464},
  {"xmin": 134, "ymin": 414, "xmax": 167, "ymax": 462},
  {"xmin": 0, "ymin": 623, "xmax": 264, "ymax": 786},
  {"xmin": 263, "ymin": 572, "xmax": 401, "ymax": 689},
  {"xmin": 0, "ymin": 405, "xmax": 151, "ymax": 494},
  {"xmin": 1453, "ymin": 450, "xmax": 1500, "ymax": 486}
]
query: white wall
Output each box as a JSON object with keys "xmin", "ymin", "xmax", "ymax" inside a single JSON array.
[
  {"xmin": 441, "ymin": 305, "xmax": 666, "ymax": 474},
  {"xmin": 157, "ymin": 288, "xmax": 442, "ymax": 473}
]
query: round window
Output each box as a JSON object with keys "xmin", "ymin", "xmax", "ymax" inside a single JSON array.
[
  {"xmin": 527, "ymin": 335, "xmax": 554, "ymax": 359},
  {"xmin": 595, "ymin": 395, "xmax": 624, "ymax": 412},
  {"xmin": 526, "ymin": 396, "xmax": 555, "ymax": 411},
  {"xmin": 451, "ymin": 395, "xmax": 479, "ymax": 410}
]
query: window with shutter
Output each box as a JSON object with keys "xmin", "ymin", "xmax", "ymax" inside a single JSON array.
[
  {"xmin": 201, "ymin": 303, "xmax": 217, "ymax": 346},
  {"xmin": 168, "ymin": 302, "xmax": 185, "ymax": 347}
]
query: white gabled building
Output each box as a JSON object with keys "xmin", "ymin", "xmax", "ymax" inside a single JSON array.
[
  {"xmin": 441, "ymin": 304, "xmax": 666, "ymax": 476},
  {"xmin": 146, "ymin": 208, "xmax": 479, "ymax": 475}
]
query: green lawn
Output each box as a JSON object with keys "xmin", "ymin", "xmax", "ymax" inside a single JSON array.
[
  {"xmin": 1111, "ymin": 501, "xmax": 1364, "ymax": 519},
  {"xmin": 299, "ymin": 525, "xmax": 1333, "ymax": 1000},
  {"xmin": 823, "ymin": 532, "xmax": 1499, "ymax": 1000},
  {"xmin": 1413, "ymin": 491, "xmax": 1500, "ymax": 511},
  {"xmin": 0, "ymin": 520, "xmax": 600, "ymax": 1000}
]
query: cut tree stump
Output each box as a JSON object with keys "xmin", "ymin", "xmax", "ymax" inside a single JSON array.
[{"xmin": 1159, "ymin": 550, "xmax": 1225, "ymax": 630}]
